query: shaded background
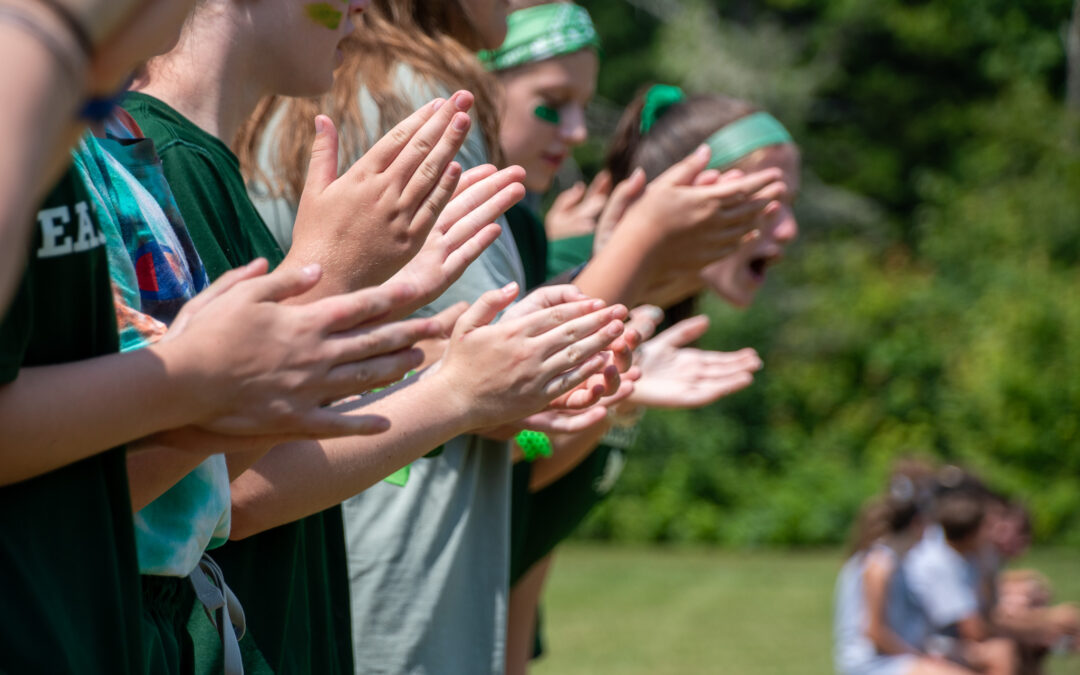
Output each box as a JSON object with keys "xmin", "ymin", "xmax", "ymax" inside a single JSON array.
[{"xmin": 558, "ymin": 0, "xmax": 1080, "ymax": 548}]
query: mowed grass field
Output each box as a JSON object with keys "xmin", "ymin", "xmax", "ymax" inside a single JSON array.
[{"xmin": 533, "ymin": 545, "xmax": 1080, "ymax": 675}]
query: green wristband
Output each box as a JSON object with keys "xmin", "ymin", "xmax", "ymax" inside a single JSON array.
[{"xmin": 516, "ymin": 430, "xmax": 553, "ymax": 462}]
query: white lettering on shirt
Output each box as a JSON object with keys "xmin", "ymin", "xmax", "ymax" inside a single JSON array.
[
  {"xmin": 36, "ymin": 201, "xmax": 102, "ymax": 259},
  {"xmin": 36, "ymin": 206, "xmax": 73, "ymax": 258},
  {"xmin": 72, "ymin": 202, "xmax": 105, "ymax": 252}
]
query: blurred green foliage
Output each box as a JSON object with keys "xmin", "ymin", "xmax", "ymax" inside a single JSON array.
[{"xmin": 570, "ymin": 0, "xmax": 1080, "ymax": 546}]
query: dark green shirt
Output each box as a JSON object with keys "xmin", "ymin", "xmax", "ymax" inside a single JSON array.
[
  {"xmin": 0, "ymin": 170, "xmax": 142, "ymax": 674},
  {"xmin": 546, "ymin": 232, "xmax": 594, "ymax": 279},
  {"xmin": 504, "ymin": 203, "xmax": 549, "ymax": 291},
  {"xmin": 125, "ymin": 92, "xmax": 354, "ymax": 675}
]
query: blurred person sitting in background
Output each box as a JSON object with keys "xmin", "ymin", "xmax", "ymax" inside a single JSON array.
[
  {"xmin": 835, "ymin": 467, "xmax": 978, "ymax": 675},
  {"xmin": 904, "ymin": 482, "xmax": 1019, "ymax": 675},
  {"xmin": 981, "ymin": 501, "xmax": 1079, "ymax": 674}
]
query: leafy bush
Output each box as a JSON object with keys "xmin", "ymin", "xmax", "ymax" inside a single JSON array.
[{"xmin": 573, "ymin": 0, "xmax": 1080, "ymax": 546}]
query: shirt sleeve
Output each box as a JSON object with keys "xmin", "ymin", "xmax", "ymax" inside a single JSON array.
[
  {"xmin": 156, "ymin": 143, "xmax": 249, "ymax": 280},
  {"xmin": 906, "ymin": 545, "xmax": 979, "ymax": 628}
]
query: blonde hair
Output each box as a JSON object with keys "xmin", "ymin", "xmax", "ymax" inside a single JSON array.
[{"xmin": 237, "ymin": 0, "xmax": 504, "ymax": 205}]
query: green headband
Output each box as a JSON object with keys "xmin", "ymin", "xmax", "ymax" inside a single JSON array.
[
  {"xmin": 704, "ymin": 112, "xmax": 793, "ymax": 169},
  {"xmin": 479, "ymin": 3, "xmax": 601, "ymax": 72},
  {"xmin": 639, "ymin": 84, "xmax": 793, "ymax": 168}
]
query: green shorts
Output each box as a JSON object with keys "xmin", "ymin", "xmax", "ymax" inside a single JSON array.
[
  {"xmin": 142, "ymin": 575, "xmax": 196, "ymax": 675},
  {"xmin": 510, "ymin": 445, "xmax": 624, "ymax": 584},
  {"xmin": 194, "ymin": 509, "xmax": 353, "ymax": 674}
]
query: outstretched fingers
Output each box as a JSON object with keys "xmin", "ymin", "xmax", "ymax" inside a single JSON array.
[
  {"xmin": 412, "ymin": 161, "xmax": 462, "ymax": 233},
  {"xmin": 315, "ymin": 282, "xmax": 420, "ymax": 333},
  {"xmin": 654, "ymin": 145, "xmax": 712, "ymax": 187},
  {"xmin": 452, "ymin": 164, "xmax": 498, "ymax": 199},
  {"xmin": 514, "ymin": 299, "xmax": 606, "ymax": 337},
  {"xmin": 303, "ymin": 115, "xmax": 341, "ymax": 196},
  {"xmin": 543, "ymin": 315, "xmax": 626, "ymax": 370},
  {"xmin": 540, "ymin": 354, "xmax": 610, "ymax": 400},
  {"xmin": 437, "ymin": 166, "xmax": 526, "ymax": 232},
  {"xmin": 549, "ymin": 180, "xmax": 586, "ymax": 213},
  {"xmin": 551, "ymin": 364, "xmax": 622, "ymax": 409},
  {"xmin": 362, "ymin": 97, "xmax": 443, "ymax": 172},
  {"xmin": 596, "ymin": 168, "xmax": 647, "ymax": 247},
  {"xmin": 582, "ymin": 170, "xmax": 614, "ymax": 212},
  {"xmin": 501, "ymin": 284, "xmax": 591, "ymax": 322},
  {"xmin": 238, "ymin": 263, "xmax": 323, "ymax": 304},
  {"xmin": 520, "ymin": 406, "xmax": 609, "ymax": 435},
  {"xmin": 702, "ymin": 167, "xmax": 784, "ymax": 205},
  {"xmin": 655, "ymin": 315, "xmax": 711, "ymax": 349},
  {"xmin": 394, "ymin": 91, "xmax": 474, "ymax": 199},
  {"xmin": 454, "ymin": 283, "xmax": 519, "ymax": 334},
  {"xmin": 172, "ymin": 258, "xmax": 270, "ymax": 328},
  {"xmin": 294, "ymin": 408, "xmax": 393, "ymax": 440},
  {"xmin": 323, "ymin": 347, "xmax": 427, "ymax": 398},
  {"xmin": 329, "ymin": 316, "xmax": 442, "ymax": 366}
]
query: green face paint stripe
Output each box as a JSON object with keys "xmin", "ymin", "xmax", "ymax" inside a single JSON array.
[
  {"xmin": 534, "ymin": 104, "xmax": 560, "ymax": 124},
  {"xmin": 305, "ymin": 3, "xmax": 343, "ymax": 30}
]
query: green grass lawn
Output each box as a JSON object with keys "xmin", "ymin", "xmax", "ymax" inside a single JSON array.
[{"xmin": 533, "ymin": 545, "xmax": 1080, "ymax": 675}]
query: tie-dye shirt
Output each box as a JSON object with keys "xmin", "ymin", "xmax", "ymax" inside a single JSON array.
[{"xmin": 70, "ymin": 111, "xmax": 231, "ymax": 577}]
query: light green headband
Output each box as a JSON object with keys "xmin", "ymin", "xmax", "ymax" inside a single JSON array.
[
  {"xmin": 704, "ymin": 112, "xmax": 793, "ymax": 169},
  {"xmin": 479, "ymin": 3, "xmax": 601, "ymax": 72},
  {"xmin": 639, "ymin": 84, "xmax": 794, "ymax": 169}
]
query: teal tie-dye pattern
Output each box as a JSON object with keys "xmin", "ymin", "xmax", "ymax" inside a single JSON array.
[{"xmin": 71, "ymin": 123, "xmax": 230, "ymax": 577}]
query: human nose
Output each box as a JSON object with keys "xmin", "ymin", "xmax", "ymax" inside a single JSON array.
[
  {"xmin": 559, "ymin": 105, "xmax": 588, "ymax": 147},
  {"xmin": 770, "ymin": 205, "xmax": 798, "ymax": 243}
]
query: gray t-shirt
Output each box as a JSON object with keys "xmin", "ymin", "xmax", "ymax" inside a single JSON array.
[
  {"xmin": 903, "ymin": 526, "xmax": 979, "ymax": 632},
  {"xmin": 252, "ymin": 63, "xmax": 523, "ymax": 674}
]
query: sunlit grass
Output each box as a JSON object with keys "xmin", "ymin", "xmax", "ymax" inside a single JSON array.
[{"xmin": 533, "ymin": 545, "xmax": 1080, "ymax": 675}]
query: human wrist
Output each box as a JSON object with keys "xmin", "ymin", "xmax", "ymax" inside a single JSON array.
[
  {"xmin": 421, "ymin": 366, "xmax": 479, "ymax": 436},
  {"xmin": 149, "ymin": 338, "xmax": 226, "ymax": 429}
]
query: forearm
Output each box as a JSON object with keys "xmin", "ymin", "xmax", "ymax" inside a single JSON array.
[
  {"xmin": 228, "ymin": 377, "xmax": 472, "ymax": 539},
  {"xmin": 571, "ymin": 226, "xmax": 660, "ymax": 307},
  {"xmin": 0, "ymin": 345, "xmax": 203, "ymax": 485},
  {"xmin": 528, "ymin": 419, "xmax": 611, "ymax": 492},
  {"xmin": 126, "ymin": 429, "xmax": 274, "ymax": 512},
  {"xmin": 991, "ymin": 609, "xmax": 1058, "ymax": 645},
  {"xmin": 126, "ymin": 443, "xmax": 210, "ymax": 513}
]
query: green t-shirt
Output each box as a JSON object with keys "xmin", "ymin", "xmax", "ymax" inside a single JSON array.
[
  {"xmin": 0, "ymin": 170, "xmax": 143, "ymax": 673},
  {"xmin": 124, "ymin": 91, "xmax": 354, "ymax": 675},
  {"xmin": 504, "ymin": 203, "xmax": 549, "ymax": 292},
  {"xmin": 546, "ymin": 232, "xmax": 594, "ymax": 279}
]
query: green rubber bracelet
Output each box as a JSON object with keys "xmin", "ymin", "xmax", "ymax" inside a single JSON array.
[{"xmin": 515, "ymin": 430, "xmax": 553, "ymax": 462}]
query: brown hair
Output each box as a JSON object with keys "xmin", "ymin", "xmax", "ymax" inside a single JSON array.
[
  {"xmin": 936, "ymin": 490, "xmax": 986, "ymax": 543},
  {"xmin": 604, "ymin": 88, "xmax": 762, "ymax": 184},
  {"xmin": 236, "ymin": 0, "xmax": 504, "ymax": 205},
  {"xmin": 602, "ymin": 89, "xmax": 773, "ymax": 320}
]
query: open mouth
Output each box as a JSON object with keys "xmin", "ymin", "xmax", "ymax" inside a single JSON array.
[{"xmin": 748, "ymin": 256, "xmax": 775, "ymax": 282}]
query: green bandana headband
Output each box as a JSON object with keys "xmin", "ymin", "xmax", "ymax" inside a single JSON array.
[
  {"xmin": 639, "ymin": 84, "xmax": 793, "ymax": 169},
  {"xmin": 479, "ymin": 3, "xmax": 601, "ymax": 72}
]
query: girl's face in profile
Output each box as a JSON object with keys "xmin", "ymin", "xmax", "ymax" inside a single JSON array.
[
  {"xmin": 699, "ymin": 144, "xmax": 801, "ymax": 308},
  {"xmin": 498, "ymin": 49, "xmax": 598, "ymax": 193},
  {"xmin": 461, "ymin": 0, "xmax": 511, "ymax": 50},
  {"xmin": 255, "ymin": 0, "xmax": 368, "ymax": 97}
]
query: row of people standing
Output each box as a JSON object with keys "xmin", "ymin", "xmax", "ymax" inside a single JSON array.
[{"xmin": 0, "ymin": 0, "xmax": 799, "ymax": 673}]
